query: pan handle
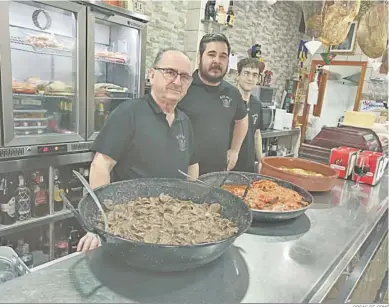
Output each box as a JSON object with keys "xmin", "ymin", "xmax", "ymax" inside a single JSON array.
[
  {"xmin": 219, "ymin": 172, "xmax": 251, "ymax": 200},
  {"xmin": 60, "ymin": 192, "xmax": 95, "ymax": 233}
]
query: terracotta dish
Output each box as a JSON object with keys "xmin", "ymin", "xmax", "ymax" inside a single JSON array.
[{"xmin": 260, "ymin": 157, "xmax": 338, "ymax": 192}]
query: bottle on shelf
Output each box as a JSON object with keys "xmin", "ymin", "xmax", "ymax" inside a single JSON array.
[
  {"xmin": 59, "ymin": 100, "xmax": 67, "ymax": 129},
  {"xmin": 68, "ymin": 227, "xmax": 81, "ymax": 254},
  {"xmin": 82, "ymin": 168, "xmax": 90, "ymax": 196},
  {"xmin": 66, "ymin": 100, "xmax": 73, "ymax": 130},
  {"xmin": 0, "ymin": 176, "xmax": 17, "ymax": 225},
  {"xmin": 269, "ymin": 138, "xmax": 278, "ymax": 156},
  {"xmin": 20, "ymin": 243, "xmax": 33, "ymax": 269},
  {"xmin": 32, "ymin": 172, "xmax": 49, "ymax": 218},
  {"xmin": 66, "ymin": 169, "xmax": 84, "ymax": 205},
  {"xmin": 55, "ymin": 238, "xmax": 68, "ymax": 259},
  {"xmin": 216, "ymin": 5, "xmax": 226, "ymax": 24},
  {"xmin": 15, "ymin": 175, "xmax": 31, "ymax": 221},
  {"xmin": 53, "ymin": 169, "xmax": 64, "ymax": 212},
  {"xmin": 42, "ymin": 228, "xmax": 50, "ymax": 255},
  {"xmin": 95, "ymin": 103, "xmax": 106, "ymax": 131},
  {"xmin": 226, "ymin": 1, "xmax": 235, "ymax": 26}
]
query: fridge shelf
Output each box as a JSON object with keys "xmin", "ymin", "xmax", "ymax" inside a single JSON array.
[
  {"xmin": 0, "ymin": 209, "xmax": 73, "ymax": 237},
  {"xmin": 14, "ymin": 125, "xmax": 48, "ymax": 130},
  {"xmin": 95, "ymin": 56, "xmax": 129, "ymax": 66},
  {"xmin": 14, "ymin": 118, "xmax": 48, "ymax": 122},
  {"xmin": 9, "ymin": 24, "xmax": 74, "ymax": 40},
  {"xmin": 10, "ymin": 38, "xmax": 73, "ymax": 57},
  {"xmin": 13, "ymin": 93, "xmax": 74, "ymax": 99}
]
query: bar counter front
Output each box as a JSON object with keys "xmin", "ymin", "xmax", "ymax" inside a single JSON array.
[{"xmin": 0, "ymin": 175, "xmax": 387, "ymax": 304}]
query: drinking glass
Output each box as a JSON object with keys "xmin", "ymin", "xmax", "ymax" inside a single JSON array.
[{"xmin": 352, "ymin": 153, "xmax": 370, "ymax": 190}]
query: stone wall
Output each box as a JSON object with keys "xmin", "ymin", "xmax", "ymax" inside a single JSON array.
[
  {"xmin": 221, "ymin": 1, "xmax": 303, "ymax": 102},
  {"xmin": 142, "ymin": 0, "xmax": 189, "ymax": 70},
  {"xmin": 142, "ymin": 0, "xmax": 303, "ymax": 103}
]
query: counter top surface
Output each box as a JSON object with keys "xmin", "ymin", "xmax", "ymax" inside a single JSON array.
[{"xmin": 0, "ymin": 176, "xmax": 387, "ymax": 303}]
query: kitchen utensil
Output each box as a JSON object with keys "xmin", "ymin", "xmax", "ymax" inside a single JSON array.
[
  {"xmin": 199, "ymin": 171, "xmax": 313, "ymax": 222},
  {"xmin": 260, "ymin": 157, "xmax": 338, "ymax": 192},
  {"xmin": 72, "ymin": 170, "xmax": 108, "ymax": 231},
  {"xmin": 61, "ymin": 178, "xmax": 252, "ymax": 272}
]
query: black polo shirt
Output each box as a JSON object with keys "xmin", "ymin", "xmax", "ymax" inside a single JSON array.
[
  {"xmin": 232, "ymin": 95, "xmax": 263, "ymax": 173},
  {"xmin": 178, "ymin": 70, "xmax": 247, "ymax": 175},
  {"xmin": 91, "ymin": 94, "xmax": 198, "ymax": 181}
]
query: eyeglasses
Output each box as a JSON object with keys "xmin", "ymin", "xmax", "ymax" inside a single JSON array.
[{"xmin": 154, "ymin": 67, "xmax": 193, "ymax": 85}]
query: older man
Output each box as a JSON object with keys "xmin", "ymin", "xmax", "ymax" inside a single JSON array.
[
  {"xmin": 178, "ymin": 33, "xmax": 248, "ymax": 175},
  {"xmin": 233, "ymin": 58, "xmax": 264, "ymax": 173},
  {"xmin": 78, "ymin": 48, "xmax": 198, "ymax": 251}
]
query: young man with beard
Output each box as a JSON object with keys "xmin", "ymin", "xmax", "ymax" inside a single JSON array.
[
  {"xmin": 233, "ymin": 58, "xmax": 264, "ymax": 173},
  {"xmin": 178, "ymin": 33, "xmax": 248, "ymax": 175}
]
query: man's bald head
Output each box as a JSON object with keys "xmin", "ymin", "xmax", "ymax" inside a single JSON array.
[{"xmin": 152, "ymin": 48, "xmax": 191, "ymax": 67}]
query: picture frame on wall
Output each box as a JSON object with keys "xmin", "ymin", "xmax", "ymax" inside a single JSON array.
[{"xmin": 329, "ymin": 21, "xmax": 358, "ymax": 54}]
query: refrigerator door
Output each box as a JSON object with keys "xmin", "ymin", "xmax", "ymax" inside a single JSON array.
[
  {"xmin": 0, "ymin": 1, "xmax": 87, "ymax": 147},
  {"xmin": 86, "ymin": 6, "xmax": 147, "ymax": 140}
]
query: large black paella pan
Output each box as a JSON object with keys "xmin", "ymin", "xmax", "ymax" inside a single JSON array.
[{"xmin": 62, "ymin": 178, "xmax": 252, "ymax": 272}]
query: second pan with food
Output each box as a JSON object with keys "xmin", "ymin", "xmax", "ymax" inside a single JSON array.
[
  {"xmin": 199, "ymin": 171, "xmax": 314, "ymax": 222},
  {"xmin": 61, "ymin": 178, "xmax": 252, "ymax": 272}
]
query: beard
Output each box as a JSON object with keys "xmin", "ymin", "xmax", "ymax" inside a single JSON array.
[{"xmin": 198, "ymin": 60, "xmax": 227, "ymax": 84}]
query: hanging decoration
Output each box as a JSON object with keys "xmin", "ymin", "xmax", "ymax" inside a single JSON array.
[
  {"xmin": 319, "ymin": 0, "xmax": 360, "ymax": 45},
  {"xmin": 320, "ymin": 53, "xmax": 337, "ymax": 65},
  {"xmin": 305, "ymin": 38, "xmax": 322, "ymax": 55},
  {"xmin": 357, "ymin": 3, "xmax": 388, "ymax": 59},
  {"xmin": 300, "ymin": 1, "xmax": 326, "ymax": 38},
  {"xmin": 297, "ymin": 40, "xmax": 308, "ymax": 67}
]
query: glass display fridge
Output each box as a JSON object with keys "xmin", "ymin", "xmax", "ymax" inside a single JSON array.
[
  {"xmin": 86, "ymin": 4, "xmax": 146, "ymax": 140},
  {"xmin": 0, "ymin": 0, "xmax": 149, "ymax": 157},
  {"xmin": 0, "ymin": 1, "xmax": 87, "ymax": 148}
]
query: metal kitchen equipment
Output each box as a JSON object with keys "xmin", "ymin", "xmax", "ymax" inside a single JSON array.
[
  {"xmin": 61, "ymin": 178, "xmax": 253, "ymax": 272},
  {"xmin": 199, "ymin": 171, "xmax": 314, "ymax": 222}
]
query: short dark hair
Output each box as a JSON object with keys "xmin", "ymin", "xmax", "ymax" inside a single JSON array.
[
  {"xmin": 237, "ymin": 58, "xmax": 262, "ymax": 74},
  {"xmin": 153, "ymin": 47, "xmax": 190, "ymax": 67},
  {"xmin": 198, "ymin": 33, "xmax": 231, "ymax": 57}
]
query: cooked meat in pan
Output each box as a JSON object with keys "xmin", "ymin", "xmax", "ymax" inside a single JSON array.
[
  {"xmin": 222, "ymin": 179, "xmax": 309, "ymax": 212},
  {"xmin": 102, "ymin": 194, "xmax": 238, "ymax": 245}
]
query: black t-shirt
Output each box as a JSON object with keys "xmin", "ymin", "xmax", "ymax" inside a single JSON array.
[
  {"xmin": 178, "ymin": 70, "xmax": 247, "ymax": 175},
  {"xmin": 91, "ymin": 94, "xmax": 198, "ymax": 182},
  {"xmin": 233, "ymin": 95, "xmax": 263, "ymax": 173}
]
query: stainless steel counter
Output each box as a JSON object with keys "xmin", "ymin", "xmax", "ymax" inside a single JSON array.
[{"xmin": 0, "ymin": 175, "xmax": 387, "ymax": 303}]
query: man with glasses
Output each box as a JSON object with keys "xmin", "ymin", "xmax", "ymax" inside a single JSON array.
[
  {"xmin": 77, "ymin": 48, "xmax": 199, "ymax": 251},
  {"xmin": 178, "ymin": 33, "xmax": 248, "ymax": 175},
  {"xmin": 233, "ymin": 58, "xmax": 264, "ymax": 173}
]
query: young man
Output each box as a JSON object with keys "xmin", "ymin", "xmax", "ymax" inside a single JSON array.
[
  {"xmin": 178, "ymin": 33, "xmax": 248, "ymax": 175},
  {"xmin": 78, "ymin": 48, "xmax": 199, "ymax": 251},
  {"xmin": 232, "ymin": 58, "xmax": 264, "ymax": 173}
]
